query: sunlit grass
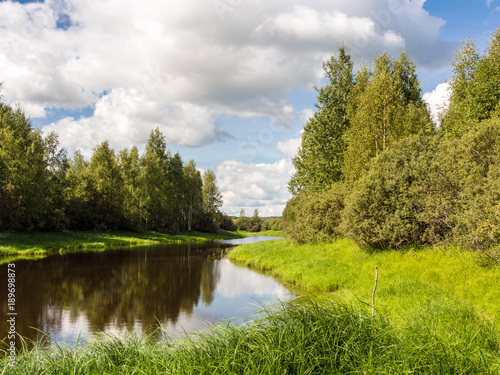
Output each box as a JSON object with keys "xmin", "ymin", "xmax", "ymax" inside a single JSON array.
[
  {"xmin": 3, "ymin": 297, "xmax": 499, "ymax": 374},
  {"xmin": 229, "ymin": 238, "xmax": 500, "ymax": 328},
  {"xmin": 4, "ymin": 236, "xmax": 500, "ymax": 373}
]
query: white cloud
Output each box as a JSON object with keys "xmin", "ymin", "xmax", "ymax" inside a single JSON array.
[
  {"xmin": 423, "ymin": 82, "xmax": 450, "ymax": 126},
  {"xmin": 276, "ymin": 137, "xmax": 301, "ymax": 160},
  {"xmin": 216, "ymin": 158, "xmax": 293, "ymax": 216},
  {"xmin": 14, "ymin": 101, "xmax": 47, "ymax": 119},
  {"xmin": 43, "ymin": 88, "xmax": 227, "ymax": 157},
  {"xmin": 0, "ymin": 0, "xmax": 456, "ymax": 156}
]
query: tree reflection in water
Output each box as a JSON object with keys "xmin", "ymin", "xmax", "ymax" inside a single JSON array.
[
  {"xmin": 0, "ymin": 243, "xmax": 229, "ymax": 348},
  {"xmin": 1, "ymin": 238, "xmax": 292, "ymax": 350}
]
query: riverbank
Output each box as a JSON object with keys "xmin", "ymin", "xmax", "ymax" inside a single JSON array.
[
  {"xmin": 2, "ymin": 237, "xmax": 500, "ymax": 373},
  {"xmin": 4, "ymin": 296, "xmax": 500, "ymax": 374},
  {"xmin": 228, "ymin": 238, "xmax": 500, "ymax": 328},
  {"xmin": 0, "ymin": 230, "xmax": 244, "ymax": 258}
]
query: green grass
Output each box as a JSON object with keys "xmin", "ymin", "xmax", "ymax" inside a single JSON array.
[
  {"xmin": 0, "ymin": 230, "xmax": 245, "ymax": 258},
  {"xmin": 228, "ymin": 238, "xmax": 500, "ymax": 328},
  {"xmin": 3, "ymin": 297, "xmax": 499, "ymax": 374},
  {"xmin": 4, "ymin": 236, "xmax": 500, "ymax": 373}
]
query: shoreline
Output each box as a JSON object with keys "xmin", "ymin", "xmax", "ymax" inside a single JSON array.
[
  {"xmin": 2, "ymin": 237, "xmax": 500, "ymax": 372},
  {"xmin": 227, "ymin": 237, "xmax": 500, "ymax": 329},
  {"xmin": 0, "ymin": 230, "xmax": 245, "ymax": 260}
]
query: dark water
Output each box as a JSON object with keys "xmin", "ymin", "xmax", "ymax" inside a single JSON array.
[{"xmin": 0, "ymin": 236, "xmax": 292, "ymax": 348}]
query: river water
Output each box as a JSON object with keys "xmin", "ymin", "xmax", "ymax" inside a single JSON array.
[{"xmin": 0, "ymin": 236, "xmax": 292, "ymax": 348}]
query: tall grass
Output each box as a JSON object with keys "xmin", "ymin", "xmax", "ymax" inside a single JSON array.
[
  {"xmin": 229, "ymin": 238, "xmax": 500, "ymax": 328},
  {"xmin": 4, "ymin": 237, "xmax": 500, "ymax": 373},
  {"xmin": 3, "ymin": 298, "xmax": 499, "ymax": 374}
]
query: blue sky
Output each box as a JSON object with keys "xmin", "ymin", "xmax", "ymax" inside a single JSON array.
[{"xmin": 0, "ymin": 0, "xmax": 499, "ymax": 215}]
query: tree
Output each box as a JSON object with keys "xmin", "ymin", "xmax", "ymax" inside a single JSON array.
[
  {"xmin": 141, "ymin": 128, "xmax": 172, "ymax": 231},
  {"xmin": 0, "ymin": 104, "xmax": 53, "ymax": 230},
  {"xmin": 235, "ymin": 209, "xmax": 247, "ymax": 230},
  {"xmin": 341, "ymin": 134, "xmax": 453, "ymax": 249},
  {"xmin": 289, "ymin": 44, "xmax": 354, "ymax": 195},
  {"xmin": 202, "ymin": 169, "xmax": 223, "ymax": 231},
  {"xmin": 467, "ymin": 27, "xmax": 500, "ymax": 121},
  {"xmin": 86, "ymin": 141, "xmax": 124, "ymax": 230},
  {"xmin": 441, "ymin": 38, "xmax": 481, "ymax": 137},
  {"xmin": 343, "ymin": 51, "xmax": 433, "ymax": 181},
  {"xmin": 118, "ymin": 146, "xmax": 142, "ymax": 230},
  {"xmin": 441, "ymin": 27, "xmax": 500, "ymax": 137},
  {"xmin": 250, "ymin": 209, "xmax": 261, "ymax": 232},
  {"xmin": 182, "ymin": 160, "xmax": 203, "ymax": 231},
  {"xmin": 283, "ymin": 182, "xmax": 346, "ymax": 243},
  {"xmin": 43, "ymin": 131, "xmax": 70, "ymax": 230},
  {"xmin": 65, "ymin": 150, "xmax": 92, "ymax": 229},
  {"xmin": 166, "ymin": 152, "xmax": 185, "ymax": 231}
]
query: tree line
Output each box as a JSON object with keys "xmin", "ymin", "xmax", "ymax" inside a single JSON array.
[
  {"xmin": 284, "ymin": 27, "xmax": 500, "ymax": 259},
  {"xmin": 0, "ymin": 101, "xmax": 233, "ymax": 233},
  {"xmin": 233, "ymin": 209, "xmax": 283, "ymax": 232}
]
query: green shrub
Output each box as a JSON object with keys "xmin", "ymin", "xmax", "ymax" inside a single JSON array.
[
  {"xmin": 452, "ymin": 118, "xmax": 500, "ymax": 259},
  {"xmin": 283, "ymin": 182, "xmax": 347, "ymax": 243},
  {"xmin": 341, "ymin": 134, "xmax": 461, "ymax": 249}
]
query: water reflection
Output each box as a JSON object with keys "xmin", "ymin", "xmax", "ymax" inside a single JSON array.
[{"xmin": 0, "ymin": 240, "xmax": 292, "ymax": 348}]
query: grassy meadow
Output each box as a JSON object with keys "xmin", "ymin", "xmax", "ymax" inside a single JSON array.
[{"xmin": 229, "ymin": 238, "xmax": 500, "ymax": 328}]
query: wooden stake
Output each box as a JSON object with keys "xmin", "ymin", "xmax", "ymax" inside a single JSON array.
[{"xmin": 372, "ymin": 266, "xmax": 378, "ymax": 319}]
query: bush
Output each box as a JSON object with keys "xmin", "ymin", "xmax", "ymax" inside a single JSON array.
[
  {"xmin": 341, "ymin": 134, "xmax": 461, "ymax": 249},
  {"xmin": 217, "ymin": 212, "xmax": 237, "ymax": 231},
  {"xmin": 452, "ymin": 118, "xmax": 500, "ymax": 259},
  {"xmin": 283, "ymin": 182, "xmax": 347, "ymax": 243}
]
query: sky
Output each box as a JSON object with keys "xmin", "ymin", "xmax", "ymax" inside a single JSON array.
[{"xmin": 0, "ymin": 0, "xmax": 499, "ymax": 216}]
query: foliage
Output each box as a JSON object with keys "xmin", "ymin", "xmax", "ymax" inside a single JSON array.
[
  {"xmin": 289, "ymin": 44, "xmax": 354, "ymax": 194},
  {"xmin": 85, "ymin": 141, "xmax": 125, "ymax": 230},
  {"xmin": 0, "ymin": 108, "xmax": 227, "ymax": 234},
  {"xmin": 451, "ymin": 118, "xmax": 500, "ymax": 258},
  {"xmin": 283, "ymin": 182, "xmax": 347, "ymax": 243},
  {"xmin": 342, "ymin": 134, "xmax": 448, "ymax": 249},
  {"xmin": 234, "ymin": 211, "xmax": 283, "ymax": 232},
  {"xmin": 286, "ymin": 29, "xmax": 500, "ymax": 253},
  {"xmin": 201, "ymin": 169, "xmax": 223, "ymax": 231},
  {"xmin": 0, "ymin": 104, "xmax": 68, "ymax": 231},
  {"xmin": 343, "ymin": 52, "xmax": 433, "ymax": 181},
  {"xmin": 442, "ymin": 28, "xmax": 500, "ymax": 136},
  {"xmin": 341, "ymin": 117, "xmax": 500, "ymax": 252}
]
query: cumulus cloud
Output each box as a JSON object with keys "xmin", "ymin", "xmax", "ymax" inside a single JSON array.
[
  {"xmin": 276, "ymin": 137, "xmax": 301, "ymax": 160},
  {"xmin": 0, "ymin": 0, "xmax": 456, "ymax": 155},
  {"xmin": 43, "ymin": 88, "xmax": 229, "ymax": 157},
  {"xmin": 216, "ymin": 158, "xmax": 293, "ymax": 216},
  {"xmin": 423, "ymin": 82, "xmax": 450, "ymax": 126}
]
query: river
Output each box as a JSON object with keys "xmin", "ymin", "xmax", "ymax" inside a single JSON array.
[{"xmin": 0, "ymin": 236, "xmax": 292, "ymax": 348}]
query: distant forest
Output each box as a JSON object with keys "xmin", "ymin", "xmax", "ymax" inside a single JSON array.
[
  {"xmin": 0, "ymin": 103, "xmax": 235, "ymax": 232},
  {"xmin": 285, "ymin": 27, "xmax": 500, "ymax": 259}
]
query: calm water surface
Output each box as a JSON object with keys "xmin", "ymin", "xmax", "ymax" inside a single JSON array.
[{"xmin": 0, "ymin": 236, "xmax": 292, "ymax": 348}]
